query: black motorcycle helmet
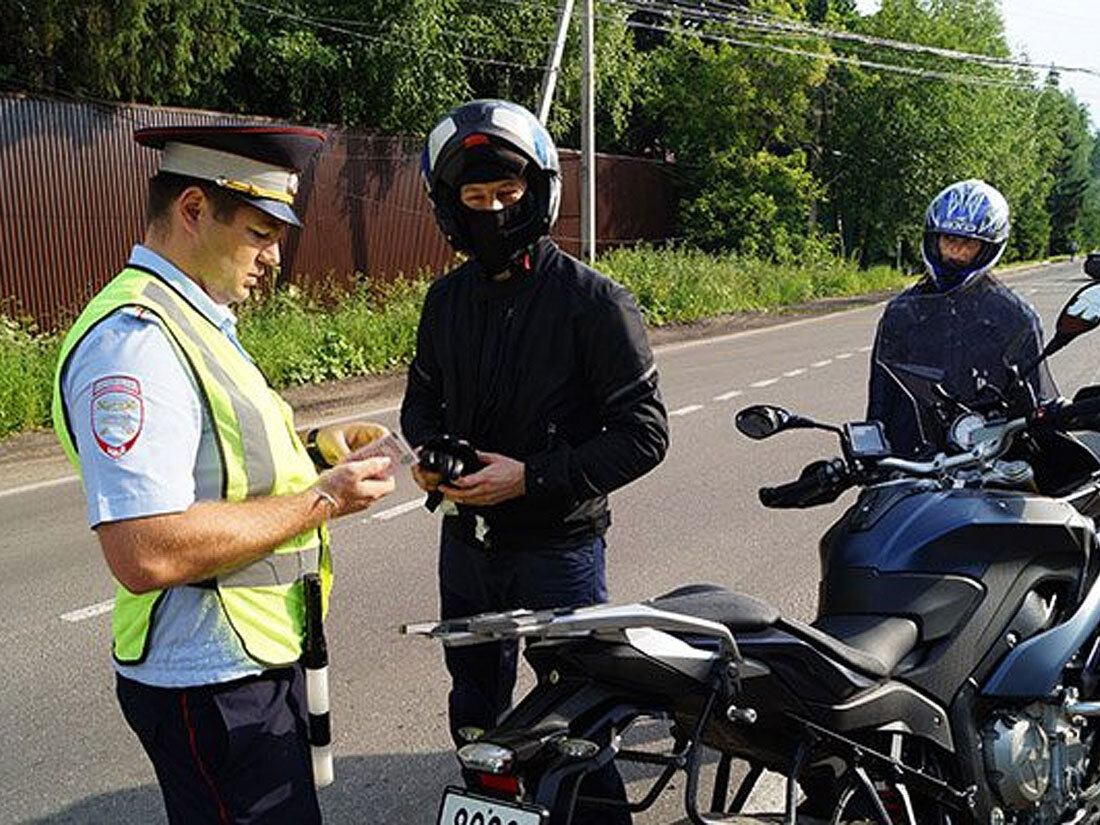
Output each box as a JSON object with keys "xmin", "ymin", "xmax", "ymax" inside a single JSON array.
[{"xmin": 420, "ymin": 100, "xmax": 561, "ymax": 266}]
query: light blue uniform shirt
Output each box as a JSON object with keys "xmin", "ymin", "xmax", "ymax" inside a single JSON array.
[{"xmin": 61, "ymin": 245, "xmax": 262, "ymax": 687}]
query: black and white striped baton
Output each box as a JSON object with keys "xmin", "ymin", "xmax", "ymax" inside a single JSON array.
[{"xmin": 302, "ymin": 572, "xmax": 334, "ymax": 787}]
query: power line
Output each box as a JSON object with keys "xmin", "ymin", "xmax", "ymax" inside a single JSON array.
[
  {"xmin": 482, "ymin": 0, "xmax": 1030, "ymax": 88},
  {"xmin": 234, "ymin": 0, "xmax": 547, "ymax": 72},
  {"xmin": 613, "ymin": 0, "xmax": 1100, "ymax": 80},
  {"xmin": 307, "ymin": 9, "xmax": 560, "ymax": 50},
  {"xmin": 614, "ymin": 14, "xmax": 1035, "ymax": 90}
]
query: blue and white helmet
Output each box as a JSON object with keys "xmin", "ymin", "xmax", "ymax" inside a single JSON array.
[
  {"xmin": 922, "ymin": 179, "xmax": 1010, "ymax": 288},
  {"xmin": 421, "ymin": 99, "xmax": 561, "ymax": 256}
]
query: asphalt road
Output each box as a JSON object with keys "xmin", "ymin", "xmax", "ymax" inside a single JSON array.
[{"xmin": 2, "ymin": 262, "xmax": 1098, "ymax": 824}]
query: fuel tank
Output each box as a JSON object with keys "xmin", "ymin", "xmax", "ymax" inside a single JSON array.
[
  {"xmin": 821, "ymin": 481, "xmax": 1092, "ymax": 581},
  {"xmin": 816, "ymin": 481, "xmax": 1095, "ymax": 702}
]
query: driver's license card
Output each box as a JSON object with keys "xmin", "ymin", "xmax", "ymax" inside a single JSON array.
[{"xmin": 351, "ymin": 431, "xmax": 417, "ymax": 469}]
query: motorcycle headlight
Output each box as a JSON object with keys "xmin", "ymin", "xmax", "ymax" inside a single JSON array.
[{"xmin": 457, "ymin": 742, "xmax": 515, "ymax": 775}]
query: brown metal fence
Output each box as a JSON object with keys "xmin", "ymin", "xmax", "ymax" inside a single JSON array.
[{"xmin": 0, "ymin": 93, "xmax": 677, "ymax": 331}]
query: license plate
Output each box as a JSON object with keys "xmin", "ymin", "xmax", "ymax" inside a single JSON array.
[{"xmin": 437, "ymin": 786, "xmax": 547, "ymax": 825}]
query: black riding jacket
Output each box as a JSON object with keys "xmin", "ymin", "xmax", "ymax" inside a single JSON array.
[
  {"xmin": 401, "ymin": 238, "xmax": 669, "ymax": 547},
  {"xmin": 867, "ymin": 273, "xmax": 1055, "ymax": 457}
]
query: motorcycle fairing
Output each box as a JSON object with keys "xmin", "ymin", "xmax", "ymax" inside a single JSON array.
[
  {"xmin": 983, "ymin": 569, "xmax": 1100, "ymax": 697},
  {"xmin": 820, "ymin": 484, "xmax": 1093, "ymax": 704}
]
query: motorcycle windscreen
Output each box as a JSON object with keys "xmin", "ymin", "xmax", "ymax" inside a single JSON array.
[{"xmin": 869, "ymin": 276, "xmax": 1056, "ymax": 457}]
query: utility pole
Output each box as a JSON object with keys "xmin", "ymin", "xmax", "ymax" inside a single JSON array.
[
  {"xmin": 537, "ymin": 0, "xmax": 575, "ymax": 125},
  {"xmin": 581, "ymin": 0, "xmax": 596, "ymax": 264}
]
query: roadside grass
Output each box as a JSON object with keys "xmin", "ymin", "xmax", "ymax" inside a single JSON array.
[
  {"xmin": 0, "ymin": 317, "xmax": 60, "ymax": 439},
  {"xmin": 1, "ymin": 248, "xmax": 913, "ymax": 439},
  {"xmin": 238, "ymin": 276, "xmax": 429, "ymax": 387},
  {"xmin": 600, "ymin": 245, "xmax": 907, "ymax": 326}
]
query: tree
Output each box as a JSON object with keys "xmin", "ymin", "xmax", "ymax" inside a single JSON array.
[
  {"xmin": 1, "ymin": 0, "xmax": 240, "ymax": 104},
  {"xmin": 627, "ymin": 1, "xmax": 830, "ymax": 255},
  {"xmin": 1076, "ymin": 131, "xmax": 1100, "ymax": 251},
  {"xmin": 821, "ymin": 0, "xmax": 1039, "ymax": 266},
  {"xmin": 1044, "ymin": 85, "xmax": 1093, "ymax": 254}
]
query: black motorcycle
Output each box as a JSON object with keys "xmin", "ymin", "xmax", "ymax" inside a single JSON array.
[{"xmin": 406, "ymin": 282, "xmax": 1100, "ymax": 825}]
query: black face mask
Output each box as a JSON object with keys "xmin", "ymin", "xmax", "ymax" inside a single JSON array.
[
  {"xmin": 934, "ymin": 261, "xmax": 972, "ymax": 291},
  {"xmin": 461, "ymin": 193, "xmax": 537, "ymax": 276}
]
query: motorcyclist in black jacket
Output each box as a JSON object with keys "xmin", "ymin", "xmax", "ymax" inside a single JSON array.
[
  {"xmin": 401, "ymin": 99, "xmax": 668, "ymax": 824},
  {"xmin": 867, "ymin": 179, "xmax": 1056, "ymax": 457}
]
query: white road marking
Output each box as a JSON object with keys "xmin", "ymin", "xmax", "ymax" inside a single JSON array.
[
  {"xmin": 369, "ymin": 497, "xmax": 426, "ymax": 521},
  {"xmin": 11, "ymin": 261, "xmax": 1061, "ymax": 502},
  {"xmin": 713, "ymin": 389, "xmax": 743, "ymax": 401},
  {"xmin": 61, "ymin": 600, "xmax": 114, "ymax": 623},
  {"xmin": 669, "ymin": 405, "xmax": 704, "ymax": 417},
  {"xmin": 835, "ymin": 352, "xmax": 853, "ymax": 360},
  {"xmin": 811, "ymin": 360, "xmax": 832, "ymax": 368},
  {"xmin": 750, "ymin": 378, "xmax": 779, "ymax": 388},
  {"xmin": 858, "ymin": 345, "xmax": 873, "ymax": 352},
  {"xmin": 0, "ymin": 474, "xmax": 80, "ymax": 501},
  {"xmin": 783, "ymin": 368, "xmax": 807, "ymax": 377}
]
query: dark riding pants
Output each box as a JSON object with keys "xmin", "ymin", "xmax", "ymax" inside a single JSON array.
[{"xmin": 439, "ymin": 520, "xmax": 630, "ymax": 825}]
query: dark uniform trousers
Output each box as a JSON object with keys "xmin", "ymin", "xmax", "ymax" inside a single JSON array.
[
  {"xmin": 439, "ymin": 517, "xmax": 631, "ymax": 825},
  {"xmin": 117, "ymin": 665, "xmax": 320, "ymax": 824}
]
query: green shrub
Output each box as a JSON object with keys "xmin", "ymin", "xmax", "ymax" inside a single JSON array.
[
  {"xmin": 0, "ymin": 318, "xmax": 60, "ymax": 438},
  {"xmin": 0, "ymin": 250, "xmax": 918, "ymax": 440},
  {"xmin": 599, "ymin": 245, "xmax": 908, "ymax": 325},
  {"xmin": 238, "ymin": 275, "xmax": 430, "ymax": 387}
]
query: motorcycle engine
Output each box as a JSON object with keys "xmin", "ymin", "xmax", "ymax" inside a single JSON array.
[{"xmin": 982, "ymin": 702, "xmax": 1089, "ymax": 822}]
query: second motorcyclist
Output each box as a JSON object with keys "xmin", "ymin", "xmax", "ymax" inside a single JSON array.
[{"xmin": 867, "ymin": 178, "xmax": 1056, "ymax": 457}]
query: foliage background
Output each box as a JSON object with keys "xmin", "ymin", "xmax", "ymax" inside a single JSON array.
[
  {"xmin": 0, "ymin": 248, "xmax": 907, "ymax": 438},
  {"xmin": 3, "ymin": 0, "xmax": 1099, "ymax": 265},
  {"xmin": 2, "ymin": 0, "xmax": 1098, "ymax": 438}
]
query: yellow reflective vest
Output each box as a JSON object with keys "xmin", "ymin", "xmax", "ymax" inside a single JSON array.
[{"xmin": 52, "ymin": 266, "xmax": 331, "ymax": 667}]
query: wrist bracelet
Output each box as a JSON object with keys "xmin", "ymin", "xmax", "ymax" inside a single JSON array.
[
  {"xmin": 314, "ymin": 487, "xmax": 339, "ymax": 514},
  {"xmin": 305, "ymin": 428, "xmax": 331, "ymax": 469}
]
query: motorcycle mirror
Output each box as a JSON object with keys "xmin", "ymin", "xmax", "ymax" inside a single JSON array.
[
  {"xmin": 1056, "ymin": 282, "xmax": 1100, "ymax": 340},
  {"xmin": 735, "ymin": 405, "xmax": 790, "ymax": 439},
  {"xmin": 734, "ymin": 405, "xmax": 817, "ymax": 439},
  {"xmin": 1022, "ymin": 283, "xmax": 1100, "ymax": 378}
]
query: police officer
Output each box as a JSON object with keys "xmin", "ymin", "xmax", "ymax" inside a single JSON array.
[
  {"xmin": 52, "ymin": 125, "xmax": 396, "ymax": 824},
  {"xmin": 868, "ymin": 178, "xmax": 1055, "ymax": 456},
  {"xmin": 402, "ymin": 99, "xmax": 669, "ymax": 823}
]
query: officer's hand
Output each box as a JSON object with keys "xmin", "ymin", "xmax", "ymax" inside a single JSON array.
[
  {"xmin": 314, "ymin": 456, "xmax": 395, "ymax": 517},
  {"xmin": 411, "ymin": 463, "xmax": 444, "ymax": 492},
  {"xmin": 316, "ymin": 421, "xmax": 389, "ymax": 465},
  {"xmin": 441, "ymin": 451, "xmax": 525, "ymax": 506}
]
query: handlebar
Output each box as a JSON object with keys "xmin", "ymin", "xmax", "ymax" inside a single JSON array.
[
  {"xmin": 753, "ymin": 392, "xmax": 1100, "ymax": 510},
  {"xmin": 1037, "ymin": 394, "xmax": 1100, "ymax": 431},
  {"xmin": 759, "ymin": 458, "xmax": 850, "ymax": 508},
  {"xmin": 758, "ymin": 418, "xmax": 1030, "ymax": 509}
]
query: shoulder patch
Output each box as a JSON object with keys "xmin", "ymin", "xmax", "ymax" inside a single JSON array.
[{"xmin": 91, "ymin": 375, "xmax": 144, "ymax": 459}]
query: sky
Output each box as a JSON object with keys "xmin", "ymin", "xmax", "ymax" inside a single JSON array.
[{"xmin": 852, "ymin": 0, "xmax": 1100, "ymax": 129}]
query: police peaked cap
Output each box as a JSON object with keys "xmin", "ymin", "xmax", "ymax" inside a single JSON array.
[{"xmin": 134, "ymin": 124, "xmax": 327, "ymax": 227}]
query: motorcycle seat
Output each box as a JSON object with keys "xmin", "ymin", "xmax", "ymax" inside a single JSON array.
[
  {"xmin": 786, "ymin": 614, "xmax": 918, "ymax": 677},
  {"xmin": 649, "ymin": 584, "xmax": 780, "ymax": 632},
  {"xmin": 650, "ymin": 585, "xmax": 918, "ymax": 678}
]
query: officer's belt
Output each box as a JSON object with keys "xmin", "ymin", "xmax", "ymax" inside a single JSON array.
[{"xmin": 192, "ymin": 548, "xmax": 320, "ymax": 589}]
